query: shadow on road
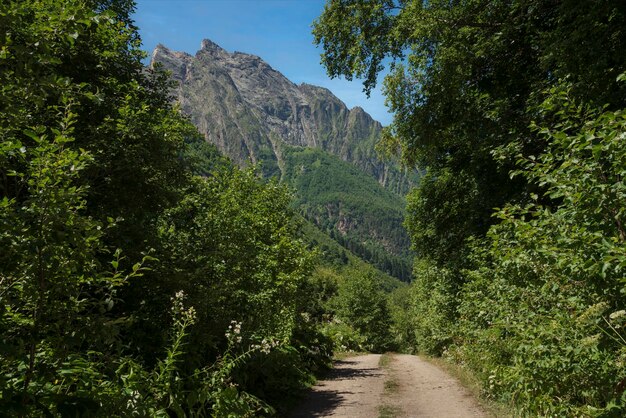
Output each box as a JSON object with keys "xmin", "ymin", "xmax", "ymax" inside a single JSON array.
[
  {"xmin": 289, "ymin": 389, "xmax": 350, "ymax": 418},
  {"xmin": 328, "ymin": 359, "xmax": 383, "ymax": 380},
  {"xmin": 288, "ymin": 359, "xmax": 383, "ymax": 417}
]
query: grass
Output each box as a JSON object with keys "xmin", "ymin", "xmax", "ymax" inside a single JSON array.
[
  {"xmin": 379, "ymin": 353, "xmax": 400, "ymax": 417},
  {"xmin": 332, "ymin": 351, "xmax": 368, "ymax": 361},
  {"xmin": 378, "ymin": 353, "xmax": 400, "ymax": 395},
  {"xmin": 379, "ymin": 353, "xmax": 399, "ymax": 395},
  {"xmin": 378, "ymin": 404, "xmax": 401, "ymax": 418},
  {"xmin": 378, "ymin": 352, "xmax": 393, "ymax": 368},
  {"xmin": 384, "ymin": 378, "xmax": 399, "ymax": 393}
]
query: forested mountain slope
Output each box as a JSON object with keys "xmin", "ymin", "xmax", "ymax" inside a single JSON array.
[{"xmin": 283, "ymin": 146, "xmax": 411, "ymax": 279}]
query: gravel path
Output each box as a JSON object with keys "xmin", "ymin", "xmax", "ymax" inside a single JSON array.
[{"xmin": 289, "ymin": 353, "xmax": 487, "ymax": 418}]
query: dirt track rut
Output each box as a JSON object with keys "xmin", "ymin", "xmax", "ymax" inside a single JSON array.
[{"xmin": 288, "ymin": 353, "xmax": 487, "ymax": 418}]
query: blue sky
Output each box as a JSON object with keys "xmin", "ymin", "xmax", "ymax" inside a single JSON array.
[{"xmin": 133, "ymin": 0, "xmax": 393, "ymax": 125}]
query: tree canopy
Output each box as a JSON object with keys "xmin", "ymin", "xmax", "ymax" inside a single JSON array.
[{"xmin": 314, "ymin": 0, "xmax": 626, "ymax": 265}]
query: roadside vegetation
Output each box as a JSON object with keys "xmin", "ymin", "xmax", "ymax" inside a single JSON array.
[
  {"xmin": 0, "ymin": 1, "xmax": 409, "ymax": 416},
  {"xmin": 0, "ymin": 1, "xmax": 375, "ymax": 416}
]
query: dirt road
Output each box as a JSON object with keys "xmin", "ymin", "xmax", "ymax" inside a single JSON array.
[{"xmin": 288, "ymin": 353, "xmax": 487, "ymax": 418}]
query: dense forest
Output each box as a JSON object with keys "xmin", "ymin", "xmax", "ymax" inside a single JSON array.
[
  {"xmin": 314, "ymin": 0, "xmax": 626, "ymax": 415},
  {"xmin": 282, "ymin": 145, "xmax": 413, "ymax": 281}
]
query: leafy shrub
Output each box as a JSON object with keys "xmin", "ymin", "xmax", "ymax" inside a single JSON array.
[
  {"xmin": 406, "ymin": 260, "xmax": 457, "ymax": 356},
  {"xmin": 331, "ymin": 271, "xmax": 394, "ymax": 352},
  {"xmin": 321, "ymin": 320, "xmax": 367, "ymax": 353},
  {"xmin": 450, "ymin": 84, "xmax": 626, "ymax": 415},
  {"xmin": 387, "ymin": 285, "xmax": 414, "ymax": 353}
]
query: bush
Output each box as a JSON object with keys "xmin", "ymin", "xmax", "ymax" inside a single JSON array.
[
  {"xmin": 407, "ymin": 260, "xmax": 457, "ymax": 356},
  {"xmin": 331, "ymin": 271, "xmax": 394, "ymax": 353},
  {"xmin": 451, "ymin": 85, "xmax": 626, "ymax": 415},
  {"xmin": 321, "ymin": 320, "xmax": 368, "ymax": 353}
]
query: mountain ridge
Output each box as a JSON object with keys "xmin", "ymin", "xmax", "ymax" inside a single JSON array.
[{"xmin": 151, "ymin": 40, "xmax": 413, "ymax": 193}]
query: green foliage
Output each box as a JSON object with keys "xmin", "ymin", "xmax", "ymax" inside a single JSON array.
[
  {"xmin": 303, "ymin": 258, "xmax": 401, "ymax": 354},
  {"xmin": 0, "ymin": 101, "xmax": 145, "ymax": 416},
  {"xmin": 299, "ymin": 263, "xmax": 397, "ymax": 355},
  {"xmin": 299, "ymin": 220, "xmax": 403, "ymax": 293},
  {"xmin": 314, "ymin": 0, "xmax": 626, "ymax": 268},
  {"xmin": 316, "ymin": 2, "xmax": 626, "ymax": 413},
  {"xmin": 407, "ymin": 260, "xmax": 457, "ymax": 356},
  {"xmin": 182, "ymin": 135, "xmax": 234, "ymax": 177},
  {"xmin": 391, "ymin": 85, "xmax": 626, "ymax": 414},
  {"xmin": 309, "ymin": 267, "xmax": 367, "ymax": 353},
  {"xmin": 0, "ymin": 0, "xmax": 192, "ymax": 247},
  {"xmin": 321, "ymin": 321, "xmax": 367, "ymax": 353},
  {"xmin": 0, "ymin": 0, "xmax": 176, "ymax": 408},
  {"xmin": 153, "ymin": 169, "xmax": 312, "ymax": 355},
  {"xmin": 387, "ymin": 259, "xmax": 456, "ymax": 356},
  {"xmin": 330, "ymin": 271, "xmax": 394, "ymax": 353},
  {"xmin": 446, "ymin": 88, "xmax": 626, "ymax": 415},
  {"xmin": 404, "ymin": 170, "xmax": 482, "ymax": 267},
  {"xmin": 386, "ymin": 285, "xmax": 413, "ymax": 353}
]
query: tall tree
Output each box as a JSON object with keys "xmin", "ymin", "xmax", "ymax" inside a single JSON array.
[
  {"xmin": 0, "ymin": 0, "xmax": 197, "ymax": 413},
  {"xmin": 313, "ymin": 0, "xmax": 626, "ymax": 266},
  {"xmin": 1, "ymin": 0, "xmax": 194, "ymax": 253}
]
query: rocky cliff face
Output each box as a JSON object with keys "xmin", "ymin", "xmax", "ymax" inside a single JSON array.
[{"xmin": 151, "ymin": 40, "xmax": 412, "ymax": 192}]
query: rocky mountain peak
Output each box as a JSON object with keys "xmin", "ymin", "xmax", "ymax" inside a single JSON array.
[
  {"xmin": 151, "ymin": 44, "xmax": 192, "ymax": 82},
  {"xmin": 200, "ymin": 38, "xmax": 226, "ymax": 53}
]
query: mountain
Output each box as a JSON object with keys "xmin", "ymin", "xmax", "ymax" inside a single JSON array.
[
  {"xmin": 152, "ymin": 40, "xmax": 414, "ymax": 192},
  {"xmin": 151, "ymin": 40, "xmax": 415, "ymax": 281}
]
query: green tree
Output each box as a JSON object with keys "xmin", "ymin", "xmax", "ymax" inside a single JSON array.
[
  {"xmin": 0, "ymin": 0, "xmax": 193, "ymax": 256},
  {"xmin": 407, "ymin": 260, "xmax": 456, "ymax": 356},
  {"xmin": 0, "ymin": 0, "xmax": 188, "ymax": 412},
  {"xmin": 152, "ymin": 170, "xmax": 312, "ymax": 358},
  {"xmin": 332, "ymin": 271, "xmax": 393, "ymax": 352},
  {"xmin": 313, "ymin": 0, "xmax": 626, "ymax": 266},
  {"xmin": 453, "ymin": 84, "xmax": 626, "ymax": 415}
]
